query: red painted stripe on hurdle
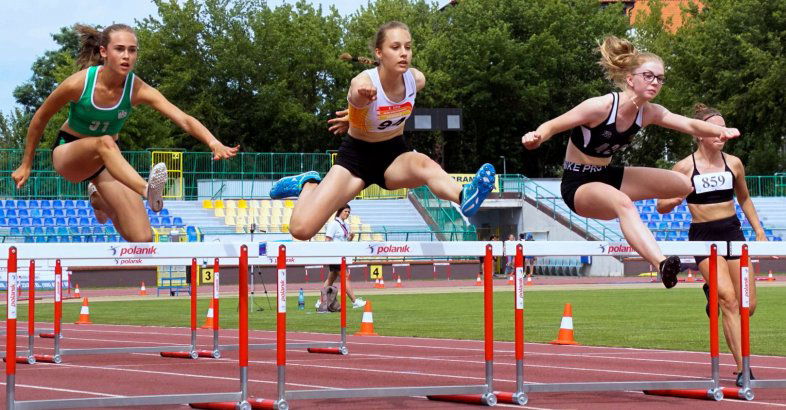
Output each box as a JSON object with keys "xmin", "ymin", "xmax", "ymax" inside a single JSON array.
[
  {"xmin": 484, "ymin": 244, "xmax": 493, "ymax": 362},
  {"xmin": 306, "ymin": 347, "xmax": 344, "ymax": 355},
  {"xmin": 190, "ymin": 397, "xmax": 275, "ymax": 409},
  {"xmin": 340, "ymin": 257, "xmax": 347, "ymax": 333},
  {"xmin": 213, "ymin": 257, "xmax": 220, "ymax": 331},
  {"xmin": 427, "ymin": 394, "xmax": 486, "ymax": 404},
  {"xmin": 276, "ymin": 245, "xmax": 285, "ymax": 367},
  {"xmin": 720, "ymin": 387, "xmax": 753, "ymax": 400},
  {"xmin": 240, "ymin": 245, "xmax": 249, "ymax": 369},
  {"xmin": 191, "ymin": 258, "xmax": 197, "ymax": 334}
]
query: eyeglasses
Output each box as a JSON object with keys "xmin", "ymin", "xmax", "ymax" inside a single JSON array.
[{"xmin": 633, "ymin": 71, "xmax": 666, "ymax": 85}]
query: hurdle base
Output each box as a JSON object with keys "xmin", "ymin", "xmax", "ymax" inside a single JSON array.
[
  {"xmin": 160, "ymin": 351, "xmax": 198, "ymax": 359},
  {"xmin": 307, "ymin": 347, "xmax": 348, "ymax": 355},
  {"xmin": 33, "ymin": 354, "xmax": 60, "ymax": 364},
  {"xmin": 643, "ymin": 388, "xmax": 722, "ymax": 401},
  {"xmin": 39, "ymin": 333, "xmax": 57, "ymax": 339},
  {"xmin": 3, "ymin": 356, "xmax": 35, "ymax": 364},
  {"xmin": 720, "ymin": 387, "xmax": 755, "ymax": 401},
  {"xmin": 494, "ymin": 391, "xmax": 527, "ymax": 405},
  {"xmin": 427, "ymin": 393, "xmax": 497, "ymax": 406},
  {"xmin": 190, "ymin": 398, "xmax": 274, "ymax": 409}
]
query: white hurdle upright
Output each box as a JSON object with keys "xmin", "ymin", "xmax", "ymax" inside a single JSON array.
[
  {"xmin": 260, "ymin": 241, "xmax": 503, "ymax": 410},
  {"xmin": 501, "ymin": 241, "xmax": 729, "ymax": 405},
  {"xmin": 730, "ymin": 241, "xmax": 786, "ymax": 395},
  {"xmin": 3, "ymin": 242, "xmax": 256, "ymax": 410}
]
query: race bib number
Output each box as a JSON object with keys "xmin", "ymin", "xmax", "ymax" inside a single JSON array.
[{"xmin": 693, "ymin": 171, "xmax": 733, "ymax": 194}]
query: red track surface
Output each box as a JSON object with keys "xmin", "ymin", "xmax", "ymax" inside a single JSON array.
[{"xmin": 2, "ymin": 322, "xmax": 785, "ymax": 409}]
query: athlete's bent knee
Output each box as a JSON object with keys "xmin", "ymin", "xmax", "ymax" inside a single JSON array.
[
  {"xmin": 288, "ymin": 221, "xmax": 318, "ymax": 241},
  {"xmin": 718, "ymin": 290, "xmax": 739, "ymax": 313},
  {"xmin": 98, "ymin": 135, "xmax": 120, "ymax": 154},
  {"xmin": 125, "ymin": 230, "xmax": 153, "ymax": 243}
]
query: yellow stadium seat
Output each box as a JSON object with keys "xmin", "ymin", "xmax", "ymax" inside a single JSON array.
[
  {"xmin": 350, "ymin": 216, "xmax": 361, "ymax": 225},
  {"xmin": 225, "ymin": 200, "xmax": 237, "ymax": 209},
  {"xmin": 214, "ymin": 200, "xmax": 224, "ymax": 209},
  {"xmin": 224, "ymin": 216, "xmax": 236, "ymax": 226},
  {"xmin": 314, "ymin": 233, "xmax": 326, "ymax": 241},
  {"xmin": 284, "ymin": 199, "xmax": 295, "ymax": 208},
  {"xmin": 202, "ymin": 199, "xmax": 213, "ymax": 209},
  {"xmin": 235, "ymin": 225, "xmax": 245, "ymax": 233},
  {"xmin": 372, "ymin": 233, "xmax": 384, "ymax": 241},
  {"xmin": 281, "ymin": 223, "xmax": 290, "ymax": 233},
  {"xmin": 214, "ymin": 208, "xmax": 225, "ymax": 217},
  {"xmin": 362, "ymin": 224, "xmax": 372, "ymax": 232},
  {"xmin": 237, "ymin": 199, "xmax": 248, "ymax": 209},
  {"xmin": 351, "ymin": 223, "xmax": 360, "ymax": 233}
]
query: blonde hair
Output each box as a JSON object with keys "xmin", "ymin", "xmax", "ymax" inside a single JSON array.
[
  {"xmin": 75, "ymin": 23, "xmax": 136, "ymax": 70},
  {"xmin": 597, "ymin": 35, "xmax": 663, "ymax": 89},
  {"xmin": 340, "ymin": 21, "xmax": 411, "ymax": 67}
]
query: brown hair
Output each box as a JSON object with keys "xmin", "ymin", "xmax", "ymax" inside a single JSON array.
[
  {"xmin": 597, "ymin": 35, "xmax": 663, "ymax": 89},
  {"xmin": 692, "ymin": 103, "xmax": 722, "ymax": 121},
  {"xmin": 75, "ymin": 23, "xmax": 136, "ymax": 70},
  {"xmin": 335, "ymin": 204, "xmax": 351, "ymax": 218},
  {"xmin": 340, "ymin": 21, "xmax": 411, "ymax": 67}
]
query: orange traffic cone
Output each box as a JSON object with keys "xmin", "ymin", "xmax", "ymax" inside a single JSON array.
[
  {"xmin": 378, "ymin": 277, "xmax": 385, "ymax": 289},
  {"xmin": 373, "ymin": 278, "xmax": 381, "ymax": 289},
  {"xmin": 201, "ymin": 300, "xmax": 217, "ymax": 329},
  {"xmin": 355, "ymin": 301, "xmax": 378, "ymax": 336},
  {"xmin": 395, "ymin": 275, "xmax": 403, "ymax": 288},
  {"xmin": 74, "ymin": 283, "xmax": 81, "ymax": 298},
  {"xmin": 525, "ymin": 275, "xmax": 533, "ymax": 286},
  {"xmin": 474, "ymin": 274, "xmax": 482, "ymax": 286},
  {"xmin": 768, "ymin": 270, "xmax": 775, "ymax": 282},
  {"xmin": 550, "ymin": 303, "xmax": 578, "ymax": 345},
  {"xmin": 74, "ymin": 298, "xmax": 92, "ymax": 324},
  {"xmin": 139, "ymin": 281, "xmax": 147, "ymax": 296},
  {"xmin": 686, "ymin": 270, "xmax": 695, "ymax": 283}
]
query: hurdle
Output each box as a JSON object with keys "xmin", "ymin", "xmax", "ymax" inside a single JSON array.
[
  {"xmin": 257, "ymin": 241, "xmax": 501, "ymax": 409},
  {"xmin": 433, "ymin": 261, "xmax": 451, "ymax": 280},
  {"xmin": 4, "ymin": 243, "xmax": 253, "ymax": 409},
  {"xmin": 731, "ymin": 241, "xmax": 786, "ymax": 396},
  {"xmin": 392, "ymin": 263, "xmax": 411, "ymax": 281},
  {"xmin": 500, "ymin": 240, "xmax": 728, "ymax": 405},
  {"xmin": 303, "ymin": 265, "xmax": 323, "ymax": 283}
]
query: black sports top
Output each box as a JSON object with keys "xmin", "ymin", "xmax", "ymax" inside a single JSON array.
[
  {"xmin": 569, "ymin": 92, "xmax": 643, "ymax": 158},
  {"xmin": 686, "ymin": 153, "xmax": 735, "ymax": 204}
]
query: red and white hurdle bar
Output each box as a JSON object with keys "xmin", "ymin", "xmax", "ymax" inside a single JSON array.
[
  {"xmin": 260, "ymin": 241, "xmax": 503, "ymax": 409},
  {"xmin": 500, "ymin": 241, "xmax": 730, "ymax": 404},
  {"xmin": 4, "ymin": 242, "xmax": 254, "ymax": 410},
  {"xmin": 730, "ymin": 241, "xmax": 786, "ymax": 396}
]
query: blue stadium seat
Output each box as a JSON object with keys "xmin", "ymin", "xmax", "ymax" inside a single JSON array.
[
  {"xmin": 63, "ymin": 200, "xmax": 75, "ymax": 208},
  {"xmin": 56, "ymin": 226, "xmax": 69, "ymax": 235},
  {"xmin": 58, "ymin": 236, "xmax": 71, "ymax": 243},
  {"xmin": 35, "ymin": 235, "xmax": 46, "ymax": 243},
  {"xmin": 76, "ymin": 209, "xmax": 88, "ymax": 217},
  {"xmin": 160, "ymin": 216, "xmax": 172, "ymax": 226},
  {"xmin": 45, "ymin": 227, "xmax": 55, "ymax": 235},
  {"xmin": 78, "ymin": 217, "xmax": 91, "ymax": 226},
  {"xmin": 43, "ymin": 217, "xmax": 54, "ymax": 226},
  {"xmin": 80, "ymin": 226, "xmax": 92, "ymax": 234},
  {"xmin": 673, "ymin": 213, "xmax": 685, "ymax": 221},
  {"xmin": 33, "ymin": 226, "xmax": 44, "ymax": 235},
  {"xmin": 640, "ymin": 213, "xmax": 650, "ymax": 222},
  {"xmin": 186, "ymin": 226, "xmax": 199, "ymax": 241},
  {"xmin": 10, "ymin": 227, "xmax": 21, "ymax": 235},
  {"xmin": 92, "ymin": 226, "xmax": 104, "ymax": 234},
  {"xmin": 67, "ymin": 217, "xmax": 79, "ymax": 225},
  {"xmin": 89, "ymin": 217, "xmax": 98, "ymax": 225},
  {"xmin": 5, "ymin": 209, "xmax": 17, "ymax": 218},
  {"xmin": 0, "ymin": 209, "xmax": 5, "ymax": 218},
  {"xmin": 661, "ymin": 213, "xmax": 673, "ymax": 222},
  {"xmin": 30, "ymin": 208, "xmax": 42, "ymax": 217},
  {"xmin": 84, "ymin": 235, "xmax": 94, "ymax": 243},
  {"xmin": 17, "ymin": 209, "xmax": 29, "ymax": 218},
  {"xmin": 0, "ymin": 218, "xmax": 7, "ymax": 226},
  {"xmin": 16, "ymin": 200, "xmax": 28, "ymax": 209},
  {"xmin": 3, "ymin": 200, "xmax": 15, "ymax": 208},
  {"xmin": 149, "ymin": 216, "xmax": 161, "ymax": 226},
  {"xmin": 646, "ymin": 221, "xmax": 657, "ymax": 230},
  {"xmin": 75, "ymin": 200, "xmax": 88, "ymax": 208},
  {"xmin": 55, "ymin": 217, "xmax": 66, "ymax": 226},
  {"xmin": 22, "ymin": 227, "xmax": 33, "ymax": 235},
  {"xmin": 47, "ymin": 236, "xmax": 57, "ymax": 243},
  {"xmin": 31, "ymin": 217, "xmax": 43, "ymax": 226},
  {"xmin": 68, "ymin": 227, "xmax": 80, "ymax": 235},
  {"xmin": 774, "ymin": 237, "xmax": 783, "ymax": 241},
  {"xmin": 53, "ymin": 209, "xmax": 65, "ymax": 217},
  {"xmin": 105, "ymin": 226, "xmax": 116, "ymax": 235},
  {"xmin": 658, "ymin": 221, "xmax": 670, "ymax": 230},
  {"xmin": 28, "ymin": 200, "xmax": 39, "ymax": 208},
  {"xmin": 41, "ymin": 209, "xmax": 53, "ymax": 217},
  {"xmin": 52, "ymin": 200, "xmax": 63, "ymax": 208},
  {"xmin": 160, "ymin": 209, "xmax": 170, "ymax": 216},
  {"xmin": 65, "ymin": 209, "xmax": 76, "ymax": 217},
  {"xmin": 93, "ymin": 235, "xmax": 107, "ymax": 242},
  {"xmin": 649, "ymin": 213, "xmax": 661, "ymax": 222},
  {"xmin": 24, "ymin": 236, "xmax": 34, "ymax": 243},
  {"xmin": 20, "ymin": 218, "xmax": 33, "ymax": 226},
  {"xmin": 173, "ymin": 217, "xmax": 184, "ymax": 227},
  {"xmin": 7, "ymin": 217, "xmax": 19, "ymax": 226},
  {"xmin": 147, "ymin": 209, "xmax": 156, "ymax": 216},
  {"xmin": 40, "ymin": 200, "xmax": 51, "ymax": 208},
  {"xmin": 71, "ymin": 236, "xmax": 84, "ymax": 243}
]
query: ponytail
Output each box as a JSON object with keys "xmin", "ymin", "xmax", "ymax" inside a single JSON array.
[
  {"xmin": 597, "ymin": 35, "xmax": 663, "ymax": 89},
  {"xmin": 339, "ymin": 52, "xmax": 377, "ymax": 66},
  {"xmin": 74, "ymin": 23, "xmax": 136, "ymax": 70}
]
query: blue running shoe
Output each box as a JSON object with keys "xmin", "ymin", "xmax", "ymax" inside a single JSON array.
[
  {"xmin": 460, "ymin": 163, "xmax": 496, "ymax": 217},
  {"xmin": 269, "ymin": 171, "xmax": 322, "ymax": 199}
]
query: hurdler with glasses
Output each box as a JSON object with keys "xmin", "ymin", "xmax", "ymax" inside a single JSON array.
[{"xmin": 520, "ymin": 35, "xmax": 740, "ymax": 290}]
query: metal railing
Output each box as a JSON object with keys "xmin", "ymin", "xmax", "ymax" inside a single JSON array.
[{"xmin": 409, "ymin": 186, "xmax": 477, "ymax": 241}]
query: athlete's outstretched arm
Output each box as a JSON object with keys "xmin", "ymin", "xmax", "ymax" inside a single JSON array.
[
  {"xmin": 521, "ymin": 96, "xmax": 609, "ymax": 150},
  {"xmin": 647, "ymin": 104, "xmax": 740, "ymax": 141},
  {"xmin": 134, "ymin": 79, "xmax": 239, "ymax": 160},
  {"xmin": 12, "ymin": 71, "xmax": 83, "ymax": 188},
  {"xmin": 730, "ymin": 155, "xmax": 767, "ymax": 241}
]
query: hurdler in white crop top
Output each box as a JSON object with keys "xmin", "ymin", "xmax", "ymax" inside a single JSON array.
[{"xmin": 348, "ymin": 68, "xmax": 416, "ymax": 140}]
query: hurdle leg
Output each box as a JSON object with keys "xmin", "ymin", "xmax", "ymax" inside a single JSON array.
[
  {"xmin": 494, "ymin": 244, "xmax": 527, "ymax": 405},
  {"xmin": 308, "ymin": 258, "xmax": 349, "ymax": 355},
  {"xmin": 161, "ymin": 259, "xmax": 200, "ymax": 360}
]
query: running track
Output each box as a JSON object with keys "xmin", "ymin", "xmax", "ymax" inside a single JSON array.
[{"xmin": 1, "ymin": 322, "xmax": 785, "ymax": 409}]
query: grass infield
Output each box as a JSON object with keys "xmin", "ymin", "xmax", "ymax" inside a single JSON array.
[{"xmin": 8, "ymin": 286, "xmax": 786, "ymax": 356}]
